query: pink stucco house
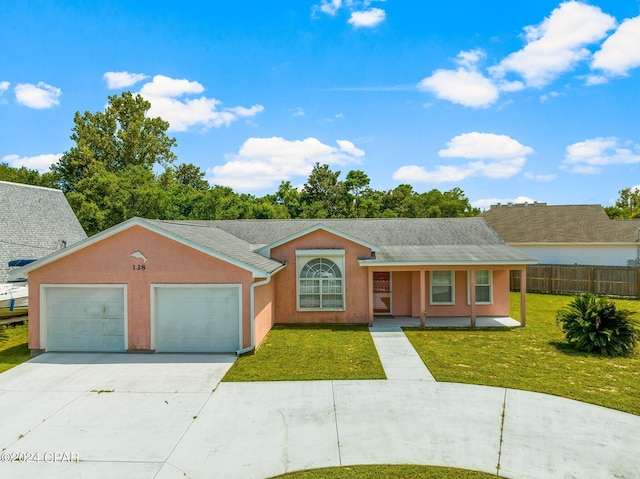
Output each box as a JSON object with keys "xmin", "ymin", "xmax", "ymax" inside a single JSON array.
[{"xmin": 18, "ymin": 217, "xmax": 536, "ymax": 354}]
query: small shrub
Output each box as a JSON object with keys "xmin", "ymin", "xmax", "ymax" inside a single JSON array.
[{"xmin": 556, "ymin": 293, "xmax": 638, "ymax": 356}]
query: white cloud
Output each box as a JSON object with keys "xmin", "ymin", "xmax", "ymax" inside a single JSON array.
[
  {"xmin": 290, "ymin": 107, "xmax": 305, "ymax": 117},
  {"xmin": 14, "ymin": 82, "xmax": 62, "ymax": 109},
  {"xmin": 490, "ymin": 1, "xmax": 616, "ymax": 88},
  {"xmin": 473, "ymin": 196, "xmax": 538, "ymax": 210},
  {"xmin": 418, "ymin": 69, "xmax": 499, "ymax": 108},
  {"xmin": 584, "ymin": 74, "xmax": 608, "ymax": 85},
  {"xmin": 393, "ymin": 132, "xmax": 533, "ymax": 183},
  {"xmin": 315, "ymin": 0, "xmax": 386, "ymax": 28},
  {"xmin": 139, "ymin": 75, "xmax": 204, "ymax": 97},
  {"xmin": 439, "ymin": 132, "xmax": 534, "ymax": 159},
  {"xmin": 2, "ymin": 153, "xmax": 62, "ymax": 173},
  {"xmin": 348, "ymin": 8, "xmax": 386, "ymax": 28},
  {"xmin": 318, "ymin": 0, "xmax": 342, "ymax": 15},
  {"xmin": 540, "ymin": 90, "xmax": 562, "ymax": 102},
  {"xmin": 524, "ymin": 172, "xmax": 557, "ymax": 182},
  {"xmin": 563, "ymin": 137, "xmax": 640, "ymax": 173},
  {"xmin": 393, "ymin": 164, "xmax": 477, "ymax": 183},
  {"xmin": 207, "ymin": 137, "xmax": 365, "ymax": 191},
  {"xmin": 418, "ymin": 50, "xmax": 501, "ymax": 108},
  {"xmin": 103, "ymin": 71, "xmax": 148, "ymax": 89},
  {"xmin": 0, "ymin": 81, "xmax": 9, "ymax": 104},
  {"xmin": 137, "ymin": 75, "xmax": 264, "ymax": 132},
  {"xmin": 591, "ymin": 15, "xmax": 640, "ymax": 78},
  {"xmin": 336, "ymin": 139, "xmax": 365, "ymax": 157}
]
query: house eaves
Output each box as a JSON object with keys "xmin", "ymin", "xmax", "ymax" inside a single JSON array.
[
  {"xmin": 14, "ymin": 217, "xmax": 284, "ymax": 279},
  {"xmin": 256, "ymin": 223, "xmax": 379, "ymax": 257},
  {"xmin": 358, "ymin": 245, "xmax": 538, "ymax": 266}
]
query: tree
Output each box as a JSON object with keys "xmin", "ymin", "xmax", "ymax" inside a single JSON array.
[
  {"xmin": 51, "ymin": 92, "xmax": 178, "ymax": 233},
  {"xmin": 605, "ymin": 187, "xmax": 640, "ymax": 219},
  {"xmin": 51, "ymin": 92, "xmax": 177, "ymax": 193},
  {"xmin": 300, "ymin": 163, "xmax": 349, "ymax": 218},
  {"xmin": 556, "ymin": 294, "xmax": 638, "ymax": 356},
  {"xmin": 344, "ymin": 170, "xmax": 371, "ymax": 217},
  {"xmin": 266, "ymin": 181, "xmax": 302, "ymax": 219},
  {"xmin": 173, "ymin": 163, "xmax": 210, "ymax": 190},
  {"xmin": 0, "ymin": 163, "xmax": 57, "ymax": 188},
  {"xmin": 66, "ymin": 166, "xmax": 172, "ymax": 235}
]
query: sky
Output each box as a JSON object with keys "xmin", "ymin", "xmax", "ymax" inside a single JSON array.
[{"xmin": 1, "ymin": 0, "xmax": 640, "ymax": 210}]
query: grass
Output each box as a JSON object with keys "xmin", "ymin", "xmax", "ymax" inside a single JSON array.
[
  {"xmin": 0, "ymin": 323, "xmax": 30, "ymax": 374},
  {"xmin": 223, "ymin": 324, "xmax": 386, "ymax": 381},
  {"xmin": 270, "ymin": 465, "xmax": 497, "ymax": 478},
  {"xmin": 405, "ymin": 292, "xmax": 640, "ymax": 416}
]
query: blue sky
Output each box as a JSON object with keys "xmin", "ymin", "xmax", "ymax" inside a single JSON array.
[{"xmin": 1, "ymin": 0, "xmax": 640, "ymax": 209}]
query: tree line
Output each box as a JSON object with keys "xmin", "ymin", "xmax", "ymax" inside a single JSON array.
[{"xmin": 0, "ymin": 92, "xmax": 482, "ymax": 236}]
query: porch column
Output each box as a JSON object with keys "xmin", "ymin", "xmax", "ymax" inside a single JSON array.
[
  {"xmin": 520, "ymin": 266, "xmax": 527, "ymax": 327},
  {"xmin": 420, "ymin": 269, "xmax": 426, "ymax": 327},
  {"xmin": 469, "ymin": 269, "xmax": 476, "ymax": 327},
  {"xmin": 368, "ymin": 268, "xmax": 374, "ymax": 326}
]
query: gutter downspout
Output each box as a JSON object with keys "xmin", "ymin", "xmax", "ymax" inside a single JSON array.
[{"xmin": 236, "ymin": 272, "xmax": 274, "ymax": 356}]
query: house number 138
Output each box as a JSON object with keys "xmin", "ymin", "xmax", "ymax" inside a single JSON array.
[{"xmin": 132, "ymin": 264, "xmax": 146, "ymax": 270}]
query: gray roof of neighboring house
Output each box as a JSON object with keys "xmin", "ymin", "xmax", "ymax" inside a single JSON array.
[
  {"xmin": 142, "ymin": 219, "xmax": 285, "ymax": 274},
  {"xmin": 480, "ymin": 204, "xmax": 636, "ymax": 243},
  {"xmin": 0, "ymin": 181, "xmax": 87, "ymax": 281},
  {"xmin": 160, "ymin": 218, "xmax": 536, "ymax": 265}
]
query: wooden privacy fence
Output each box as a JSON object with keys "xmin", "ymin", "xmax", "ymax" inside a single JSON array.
[{"xmin": 510, "ymin": 264, "xmax": 640, "ymax": 298}]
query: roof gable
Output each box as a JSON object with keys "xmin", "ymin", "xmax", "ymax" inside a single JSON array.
[
  {"xmin": 16, "ymin": 218, "xmax": 284, "ymax": 278},
  {"xmin": 255, "ymin": 223, "xmax": 378, "ymax": 256}
]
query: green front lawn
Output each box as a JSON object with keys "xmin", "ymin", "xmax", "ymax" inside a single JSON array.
[
  {"xmin": 271, "ymin": 465, "xmax": 496, "ymax": 478},
  {"xmin": 0, "ymin": 323, "xmax": 30, "ymax": 374},
  {"xmin": 223, "ymin": 324, "xmax": 385, "ymax": 381},
  {"xmin": 405, "ymin": 292, "xmax": 640, "ymax": 416}
]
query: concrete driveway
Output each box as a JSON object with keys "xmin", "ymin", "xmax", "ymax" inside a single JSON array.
[{"xmin": 1, "ymin": 354, "xmax": 640, "ymax": 479}]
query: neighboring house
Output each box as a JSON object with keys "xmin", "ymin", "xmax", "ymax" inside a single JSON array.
[
  {"xmin": 17, "ymin": 217, "xmax": 536, "ymax": 354},
  {"xmin": 481, "ymin": 203, "xmax": 640, "ymax": 267},
  {"xmin": 0, "ymin": 181, "xmax": 87, "ymax": 281}
]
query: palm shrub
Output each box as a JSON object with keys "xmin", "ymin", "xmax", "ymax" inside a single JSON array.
[{"xmin": 556, "ymin": 293, "xmax": 638, "ymax": 356}]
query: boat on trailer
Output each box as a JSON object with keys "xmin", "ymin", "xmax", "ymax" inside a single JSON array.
[{"xmin": 0, "ymin": 260, "xmax": 34, "ymax": 319}]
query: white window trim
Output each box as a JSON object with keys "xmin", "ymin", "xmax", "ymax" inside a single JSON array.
[
  {"xmin": 467, "ymin": 270, "xmax": 493, "ymax": 305},
  {"xmin": 430, "ymin": 270, "xmax": 455, "ymax": 305},
  {"xmin": 296, "ymin": 250, "xmax": 346, "ymax": 312}
]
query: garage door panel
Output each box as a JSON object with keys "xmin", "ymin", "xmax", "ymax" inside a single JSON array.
[
  {"xmin": 45, "ymin": 287, "xmax": 125, "ymax": 352},
  {"xmin": 156, "ymin": 286, "xmax": 240, "ymax": 353}
]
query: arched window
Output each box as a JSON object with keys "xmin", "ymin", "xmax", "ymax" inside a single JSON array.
[{"xmin": 298, "ymin": 257, "xmax": 344, "ymax": 310}]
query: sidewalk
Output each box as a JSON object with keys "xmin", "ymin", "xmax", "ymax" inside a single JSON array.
[{"xmin": 368, "ymin": 324, "xmax": 435, "ymax": 380}]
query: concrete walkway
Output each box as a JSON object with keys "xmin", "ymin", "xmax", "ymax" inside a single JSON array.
[{"xmin": 369, "ymin": 324, "xmax": 435, "ymax": 380}]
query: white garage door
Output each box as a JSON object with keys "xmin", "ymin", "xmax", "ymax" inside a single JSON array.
[
  {"xmin": 155, "ymin": 285, "xmax": 241, "ymax": 353},
  {"xmin": 45, "ymin": 287, "xmax": 126, "ymax": 352}
]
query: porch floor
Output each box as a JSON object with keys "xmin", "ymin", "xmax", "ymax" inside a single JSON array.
[{"xmin": 371, "ymin": 316, "xmax": 521, "ymax": 328}]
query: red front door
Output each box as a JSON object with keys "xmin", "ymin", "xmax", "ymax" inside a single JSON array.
[{"xmin": 373, "ymin": 272, "xmax": 391, "ymax": 314}]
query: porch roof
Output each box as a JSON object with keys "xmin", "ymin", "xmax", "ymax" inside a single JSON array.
[{"xmin": 359, "ymin": 244, "xmax": 537, "ymax": 266}]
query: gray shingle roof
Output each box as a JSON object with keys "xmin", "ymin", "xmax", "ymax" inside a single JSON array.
[
  {"xmin": 0, "ymin": 181, "xmax": 87, "ymax": 281},
  {"xmin": 161, "ymin": 218, "xmax": 535, "ymax": 265},
  {"xmin": 481, "ymin": 204, "xmax": 631, "ymax": 243},
  {"xmin": 371, "ymin": 245, "xmax": 537, "ymax": 264},
  {"xmin": 142, "ymin": 219, "xmax": 285, "ymax": 274},
  {"xmin": 191, "ymin": 217, "xmax": 506, "ymax": 246}
]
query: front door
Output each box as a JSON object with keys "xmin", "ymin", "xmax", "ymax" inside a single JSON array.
[{"xmin": 373, "ymin": 272, "xmax": 392, "ymax": 314}]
